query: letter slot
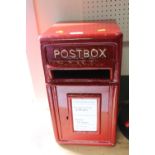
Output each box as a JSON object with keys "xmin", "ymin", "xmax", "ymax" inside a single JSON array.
[{"xmin": 51, "ymin": 69, "xmax": 111, "ymax": 80}]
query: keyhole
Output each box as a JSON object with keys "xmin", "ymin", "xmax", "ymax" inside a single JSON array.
[{"xmin": 66, "ymin": 116, "xmax": 69, "ymax": 120}]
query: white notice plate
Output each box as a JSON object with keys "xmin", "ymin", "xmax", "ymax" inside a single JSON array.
[{"xmin": 71, "ymin": 98, "xmax": 97, "ymax": 132}]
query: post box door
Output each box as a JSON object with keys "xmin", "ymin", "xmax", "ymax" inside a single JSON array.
[{"xmin": 47, "ymin": 85, "xmax": 117, "ymax": 142}]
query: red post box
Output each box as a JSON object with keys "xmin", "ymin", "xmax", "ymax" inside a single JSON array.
[{"xmin": 40, "ymin": 21, "xmax": 122, "ymax": 146}]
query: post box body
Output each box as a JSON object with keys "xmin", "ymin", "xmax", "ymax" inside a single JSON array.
[{"xmin": 40, "ymin": 21, "xmax": 122, "ymax": 146}]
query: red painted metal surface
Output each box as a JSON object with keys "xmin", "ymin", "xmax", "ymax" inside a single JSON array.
[{"xmin": 40, "ymin": 21, "xmax": 122, "ymax": 146}]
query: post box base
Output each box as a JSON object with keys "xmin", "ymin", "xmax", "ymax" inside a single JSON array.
[{"xmin": 56, "ymin": 140, "xmax": 116, "ymax": 146}]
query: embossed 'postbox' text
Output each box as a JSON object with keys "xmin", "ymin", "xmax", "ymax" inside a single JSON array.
[{"xmin": 53, "ymin": 48, "xmax": 107, "ymax": 59}]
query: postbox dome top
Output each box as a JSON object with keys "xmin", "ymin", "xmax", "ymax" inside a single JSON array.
[{"xmin": 40, "ymin": 21, "xmax": 122, "ymax": 41}]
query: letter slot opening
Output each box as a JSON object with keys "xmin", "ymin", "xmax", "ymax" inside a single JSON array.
[{"xmin": 51, "ymin": 69, "xmax": 111, "ymax": 80}]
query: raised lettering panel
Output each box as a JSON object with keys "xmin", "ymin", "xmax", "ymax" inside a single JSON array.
[{"xmin": 45, "ymin": 43, "xmax": 116, "ymax": 64}]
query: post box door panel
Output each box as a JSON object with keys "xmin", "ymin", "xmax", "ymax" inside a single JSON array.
[{"xmin": 53, "ymin": 85, "xmax": 114, "ymax": 141}]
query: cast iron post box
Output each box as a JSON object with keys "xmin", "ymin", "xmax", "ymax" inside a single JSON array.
[{"xmin": 40, "ymin": 21, "xmax": 122, "ymax": 146}]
